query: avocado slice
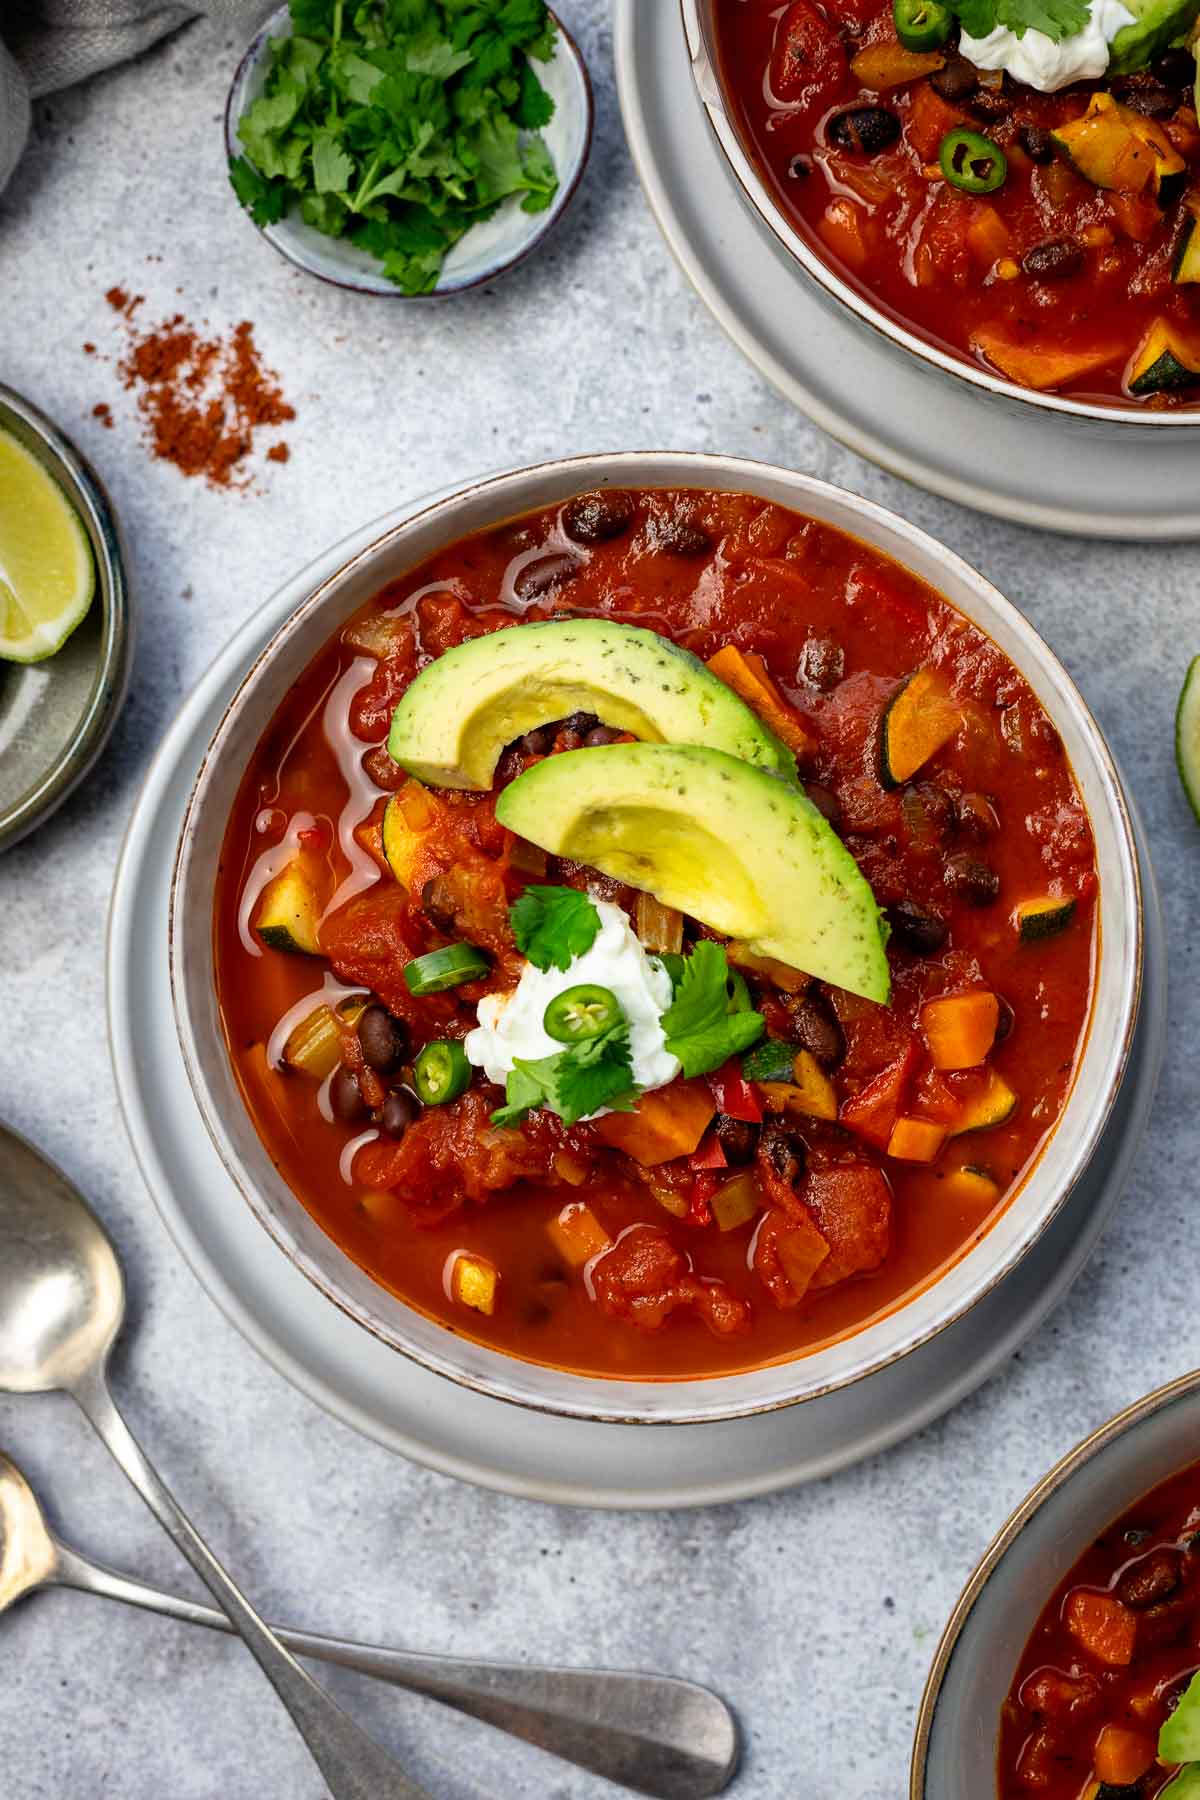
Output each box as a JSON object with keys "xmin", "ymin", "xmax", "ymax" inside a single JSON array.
[
  {"xmin": 495, "ymin": 741, "xmax": 891, "ymax": 1003},
  {"xmin": 1160, "ymin": 1669, "xmax": 1200, "ymax": 1762},
  {"xmin": 386, "ymin": 619, "xmax": 797, "ymax": 791},
  {"xmin": 1110, "ymin": 0, "xmax": 1200, "ymax": 72}
]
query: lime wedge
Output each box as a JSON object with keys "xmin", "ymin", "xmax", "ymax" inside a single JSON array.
[
  {"xmin": 0, "ymin": 426, "xmax": 95, "ymax": 663},
  {"xmin": 1178, "ymin": 654, "xmax": 1200, "ymax": 825}
]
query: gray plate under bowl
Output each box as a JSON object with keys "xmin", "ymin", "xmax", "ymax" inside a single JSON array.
[{"xmin": 0, "ymin": 385, "xmax": 131, "ymax": 853}]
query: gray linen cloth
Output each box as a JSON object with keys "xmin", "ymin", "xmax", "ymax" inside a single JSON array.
[{"xmin": 1, "ymin": 1, "xmax": 271, "ymax": 191}]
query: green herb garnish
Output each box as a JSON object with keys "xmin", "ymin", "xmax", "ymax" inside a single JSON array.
[
  {"xmin": 491, "ymin": 1024, "xmax": 639, "ymax": 1130},
  {"xmin": 659, "ymin": 941, "xmax": 765, "ymax": 1079},
  {"xmin": 229, "ymin": 0, "xmax": 559, "ymax": 294},
  {"xmin": 954, "ymin": 0, "xmax": 1088, "ymax": 42},
  {"xmin": 510, "ymin": 885, "xmax": 601, "ymax": 972}
]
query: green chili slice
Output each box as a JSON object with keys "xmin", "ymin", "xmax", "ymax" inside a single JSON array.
[
  {"xmin": 543, "ymin": 984, "xmax": 622, "ymax": 1044},
  {"xmin": 939, "ymin": 128, "xmax": 1007, "ymax": 195},
  {"xmin": 413, "ymin": 1039, "xmax": 472, "ymax": 1105},
  {"xmin": 403, "ymin": 943, "xmax": 489, "ymax": 995},
  {"xmin": 893, "ymin": 0, "xmax": 952, "ymax": 50}
]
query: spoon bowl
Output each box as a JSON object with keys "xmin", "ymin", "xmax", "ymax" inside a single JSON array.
[
  {"xmin": 0, "ymin": 1453, "xmax": 56, "ymax": 1610},
  {"xmin": 0, "ymin": 1128, "xmax": 123, "ymax": 1393}
]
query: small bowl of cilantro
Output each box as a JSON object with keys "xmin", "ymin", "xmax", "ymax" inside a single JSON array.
[{"xmin": 225, "ymin": 0, "xmax": 592, "ymax": 297}]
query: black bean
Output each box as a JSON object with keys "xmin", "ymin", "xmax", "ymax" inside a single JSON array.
[
  {"xmin": 904, "ymin": 780, "xmax": 955, "ymax": 845},
  {"xmin": 1019, "ymin": 124, "xmax": 1055, "ymax": 165},
  {"xmin": 887, "ymin": 899, "xmax": 949, "ymax": 955},
  {"xmin": 787, "ymin": 994, "xmax": 845, "ymax": 1068},
  {"xmin": 715, "ymin": 1114, "xmax": 758, "ymax": 1165},
  {"xmin": 330, "ymin": 1066, "xmax": 367, "ymax": 1123},
  {"xmin": 1117, "ymin": 1550, "xmax": 1182, "ymax": 1609},
  {"xmin": 1115, "ymin": 77, "xmax": 1177, "ymax": 118},
  {"xmin": 519, "ymin": 726, "xmax": 550, "ymax": 756},
  {"xmin": 421, "ymin": 876, "xmax": 458, "ymax": 933},
  {"xmin": 563, "ymin": 710, "xmax": 599, "ymax": 736},
  {"xmin": 955, "ymin": 791, "xmax": 999, "ymax": 840},
  {"xmin": 828, "ymin": 106, "xmax": 901, "ymax": 154},
  {"xmin": 1021, "ymin": 237, "xmax": 1085, "ymax": 281},
  {"xmin": 944, "ymin": 854, "xmax": 1000, "ymax": 907},
  {"xmin": 800, "ymin": 634, "xmax": 844, "ymax": 691},
  {"xmin": 761, "ymin": 1123, "xmax": 807, "ymax": 1186},
  {"xmin": 585, "ymin": 725, "xmax": 623, "ymax": 746},
  {"xmin": 994, "ymin": 997, "xmax": 1015, "ymax": 1044},
  {"xmin": 931, "ymin": 54, "xmax": 979, "ymax": 102},
  {"xmin": 562, "ymin": 490, "xmax": 635, "ymax": 545},
  {"xmin": 1154, "ymin": 46, "xmax": 1195, "ymax": 87},
  {"xmin": 381, "ymin": 1088, "xmax": 419, "ymax": 1139},
  {"xmin": 804, "ymin": 782, "xmax": 841, "ymax": 827},
  {"xmin": 358, "ymin": 1004, "xmax": 407, "ymax": 1074},
  {"xmin": 968, "ymin": 85, "xmax": 1011, "ymax": 121},
  {"xmin": 655, "ymin": 516, "xmax": 712, "ymax": 556},
  {"xmin": 513, "ymin": 553, "xmax": 580, "ymax": 602}
]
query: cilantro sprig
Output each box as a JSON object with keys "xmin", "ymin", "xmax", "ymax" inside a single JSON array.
[
  {"xmin": 659, "ymin": 941, "xmax": 765, "ymax": 1079},
  {"xmin": 510, "ymin": 885, "xmax": 601, "ymax": 971},
  {"xmin": 229, "ymin": 0, "xmax": 559, "ymax": 294},
  {"xmin": 954, "ymin": 0, "xmax": 1088, "ymax": 42},
  {"xmin": 491, "ymin": 1024, "xmax": 639, "ymax": 1129}
]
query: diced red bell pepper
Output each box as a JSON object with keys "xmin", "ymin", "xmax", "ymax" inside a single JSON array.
[
  {"xmin": 708, "ymin": 1061, "xmax": 764, "ymax": 1123},
  {"xmin": 689, "ymin": 1134, "xmax": 729, "ymax": 1171},
  {"xmin": 839, "ymin": 1044, "xmax": 918, "ymax": 1151}
]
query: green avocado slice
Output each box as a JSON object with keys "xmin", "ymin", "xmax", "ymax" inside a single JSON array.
[
  {"xmin": 495, "ymin": 741, "xmax": 891, "ymax": 1004},
  {"xmin": 385, "ymin": 619, "xmax": 797, "ymax": 790},
  {"xmin": 1109, "ymin": 0, "xmax": 1200, "ymax": 72}
]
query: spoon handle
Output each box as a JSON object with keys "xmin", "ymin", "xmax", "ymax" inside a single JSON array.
[
  {"xmin": 51, "ymin": 1539, "xmax": 737, "ymax": 1800},
  {"xmin": 70, "ymin": 1366, "xmax": 432, "ymax": 1800}
]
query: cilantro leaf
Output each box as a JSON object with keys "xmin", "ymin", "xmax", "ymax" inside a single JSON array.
[
  {"xmin": 955, "ymin": 0, "xmax": 1088, "ymax": 39},
  {"xmin": 660, "ymin": 941, "xmax": 766, "ymax": 1079},
  {"xmin": 489, "ymin": 1062, "xmax": 547, "ymax": 1129},
  {"xmin": 313, "ymin": 132, "xmax": 356, "ymax": 193},
  {"xmin": 489, "ymin": 1027, "xmax": 639, "ymax": 1130},
  {"xmin": 229, "ymin": 156, "xmax": 287, "ymax": 226},
  {"xmin": 510, "ymin": 886, "xmax": 601, "ymax": 972},
  {"xmin": 515, "ymin": 60, "xmax": 554, "ymax": 129}
]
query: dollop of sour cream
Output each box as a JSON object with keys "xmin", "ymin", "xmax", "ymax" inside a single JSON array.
[
  {"xmin": 960, "ymin": 0, "xmax": 1133, "ymax": 92},
  {"xmin": 464, "ymin": 898, "xmax": 679, "ymax": 1117}
]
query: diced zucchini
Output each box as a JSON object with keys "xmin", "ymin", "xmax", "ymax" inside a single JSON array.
[
  {"xmin": 1016, "ymin": 895, "xmax": 1077, "ymax": 941},
  {"xmin": 256, "ymin": 860, "xmax": 324, "ymax": 954},
  {"xmin": 920, "ymin": 990, "xmax": 1000, "ymax": 1070},
  {"xmin": 1051, "ymin": 93, "xmax": 1184, "ymax": 195},
  {"xmin": 381, "ymin": 780, "xmax": 438, "ymax": 891},
  {"xmin": 950, "ymin": 1069, "xmax": 1018, "ymax": 1134},
  {"xmin": 547, "ymin": 1200, "xmax": 612, "ymax": 1267},
  {"xmin": 710, "ymin": 1172, "xmax": 761, "ymax": 1232},
  {"xmin": 879, "ymin": 666, "xmax": 962, "ymax": 789},
  {"xmin": 1127, "ymin": 318, "xmax": 1200, "ymax": 395},
  {"xmin": 742, "ymin": 1038, "xmax": 797, "ymax": 1083},
  {"xmin": 448, "ymin": 1251, "xmax": 498, "ymax": 1316},
  {"xmin": 1174, "ymin": 214, "xmax": 1200, "ymax": 284},
  {"xmin": 886, "ymin": 1116, "xmax": 947, "ymax": 1162},
  {"xmin": 940, "ymin": 1163, "xmax": 1002, "ymax": 1207}
]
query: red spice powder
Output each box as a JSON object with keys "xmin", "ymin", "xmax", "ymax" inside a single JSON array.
[
  {"xmin": 92, "ymin": 402, "xmax": 113, "ymax": 428},
  {"xmin": 97, "ymin": 291, "xmax": 294, "ymax": 489}
]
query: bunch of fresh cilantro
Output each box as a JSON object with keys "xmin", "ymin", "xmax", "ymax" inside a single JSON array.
[
  {"xmin": 229, "ymin": 0, "xmax": 560, "ymax": 295},
  {"xmin": 490, "ymin": 888, "xmax": 766, "ymax": 1131}
]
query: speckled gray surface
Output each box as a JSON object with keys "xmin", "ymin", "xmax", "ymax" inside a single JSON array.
[{"xmin": 0, "ymin": 6, "xmax": 1194, "ymax": 1798}]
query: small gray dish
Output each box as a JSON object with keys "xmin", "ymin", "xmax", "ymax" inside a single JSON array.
[
  {"xmin": 0, "ymin": 386, "xmax": 131, "ymax": 854},
  {"xmin": 224, "ymin": 5, "xmax": 593, "ymax": 297}
]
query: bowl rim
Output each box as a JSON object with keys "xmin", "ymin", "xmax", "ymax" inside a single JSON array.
[
  {"xmin": 909, "ymin": 1364, "xmax": 1200, "ymax": 1797},
  {"xmin": 679, "ymin": 0, "xmax": 1200, "ymax": 431},
  {"xmin": 223, "ymin": 1, "xmax": 594, "ymax": 299},
  {"xmin": 169, "ymin": 449, "xmax": 1142, "ymax": 1425},
  {"xmin": 0, "ymin": 383, "xmax": 132, "ymax": 853}
]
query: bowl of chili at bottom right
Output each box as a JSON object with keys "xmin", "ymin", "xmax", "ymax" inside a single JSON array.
[{"xmin": 913, "ymin": 1369, "xmax": 1200, "ymax": 1800}]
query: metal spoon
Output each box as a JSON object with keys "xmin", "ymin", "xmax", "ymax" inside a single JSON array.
[
  {"xmin": 0, "ymin": 1122, "xmax": 434, "ymax": 1800},
  {"xmin": 0, "ymin": 1451, "xmax": 738, "ymax": 1797}
]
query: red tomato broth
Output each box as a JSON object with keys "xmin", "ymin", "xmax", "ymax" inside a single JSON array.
[
  {"xmin": 711, "ymin": 0, "xmax": 1200, "ymax": 406},
  {"xmin": 213, "ymin": 487, "xmax": 1097, "ymax": 1381},
  {"xmin": 998, "ymin": 1460, "xmax": 1200, "ymax": 1796}
]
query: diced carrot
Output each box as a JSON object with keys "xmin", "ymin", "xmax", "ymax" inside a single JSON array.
[
  {"xmin": 705, "ymin": 646, "xmax": 817, "ymax": 758},
  {"xmin": 969, "ymin": 326, "xmax": 1124, "ymax": 391},
  {"xmin": 920, "ymin": 990, "xmax": 1000, "ymax": 1071},
  {"xmin": 592, "ymin": 1079, "xmax": 716, "ymax": 1166},
  {"xmin": 548, "ymin": 1200, "xmax": 611, "ymax": 1267},
  {"xmin": 449, "ymin": 1252, "xmax": 498, "ymax": 1316},
  {"xmin": 817, "ymin": 197, "xmax": 872, "ymax": 273},
  {"xmin": 966, "ymin": 202, "xmax": 1010, "ymax": 268},
  {"xmin": 850, "ymin": 41, "xmax": 944, "ymax": 87},
  {"xmin": 839, "ymin": 1046, "xmax": 917, "ymax": 1150},
  {"xmin": 907, "ymin": 81, "xmax": 965, "ymax": 161},
  {"xmin": 886, "ymin": 1116, "xmax": 946, "ymax": 1163},
  {"xmin": 1065, "ymin": 1591, "xmax": 1138, "ymax": 1667},
  {"xmin": 1092, "ymin": 1725, "xmax": 1155, "ymax": 1785}
]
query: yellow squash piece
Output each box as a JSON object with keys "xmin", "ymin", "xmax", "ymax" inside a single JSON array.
[
  {"xmin": 547, "ymin": 1201, "xmax": 612, "ymax": 1267},
  {"xmin": 1127, "ymin": 317, "xmax": 1200, "ymax": 395},
  {"xmin": 940, "ymin": 1164, "xmax": 1003, "ymax": 1208},
  {"xmin": 256, "ymin": 858, "xmax": 324, "ymax": 955},
  {"xmin": 1051, "ymin": 93, "xmax": 1184, "ymax": 194},
  {"xmin": 710, "ymin": 1172, "xmax": 761, "ymax": 1233},
  {"xmin": 950, "ymin": 1069, "xmax": 1018, "ymax": 1135},
  {"xmin": 449, "ymin": 1252, "xmax": 498, "ymax": 1316}
]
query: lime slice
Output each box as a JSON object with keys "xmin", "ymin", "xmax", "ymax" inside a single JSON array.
[
  {"xmin": 0, "ymin": 426, "xmax": 95, "ymax": 663},
  {"xmin": 1178, "ymin": 654, "xmax": 1200, "ymax": 825}
]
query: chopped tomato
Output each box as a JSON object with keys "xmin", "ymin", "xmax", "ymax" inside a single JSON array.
[{"xmin": 708, "ymin": 1061, "xmax": 764, "ymax": 1123}]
